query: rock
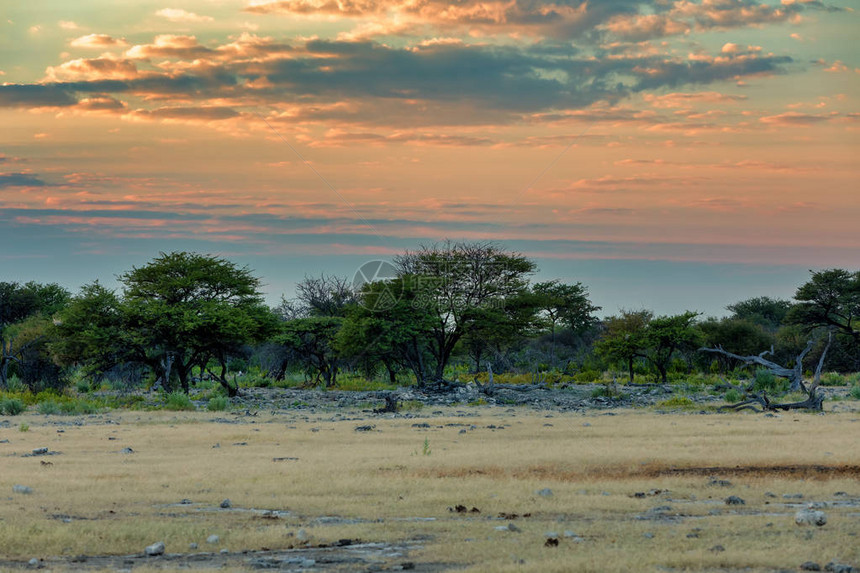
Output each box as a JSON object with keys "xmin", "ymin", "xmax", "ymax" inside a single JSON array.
[
  {"xmin": 354, "ymin": 425, "xmax": 375, "ymax": 432},
  {"xmin": 536, "ymin": 488, "xmax": 553, "ymax": 497},
  {"xmin": 120, "ymin": 447, "xmax": 134, "ymax": 454},
  {"xmin": 800, "ymin": 563, "xmax": 822, "ymax": 572},
  {"xmin": 708, "ymin": 477, "xmax": 732, "ymax": 487},
  {"xmin": 643, "ymin": 532, "xmax": 655, "ymax": 539},
  {"xmin": 824, "ymin": 562, "xmax": 854, "ymax": 573},
  {"xmin": 764, "ymin": 492, "xmax": 777, "ymax": 498},
  {"xmin": 784, "ymin": 493, "xmax": 804, "ymax": 499},
  {"xmin": 180, "ymin": 498, "xmax": 192, "ymax": 504},
  {"xmin": 220, "ymin": 549, "xmax": 229, "ymax": 554},
  {"xmin": 495, "ymin": 523, "xmax": 521, "ymax": 532},
  {"xmin": 795, "ymin": 509, "xmax": 827, "ymax": 526},
  {"xmin": 563, "ymin": 531, "xmax": 578, "ymax": 538},
  {"xmin": 544, "ymin": 531, "xmax": 558, "ymax": 538},
  {"xmin": 28, "ymin": 557, "xmax": 39, "ymax": 567},
  {"xmin": 220, "ymin": 499, "xmax": 232, "ymax": 508},
  {"xmin": 32, "ymin": 447, "xmax": 49, "ymax": 455},
  {"xmin": 144, "ymin": 542, "xmax": 165, "ymax": 556},
  {"xmin": 13, "ymin": 485, "xmax": 33, "ymax": 494},
  {"xmin": 710, "ymin": 545, "xmax": 725, "ymax": 552},
  {"xmin": 189, "ymin": 543, "xmax": 198, "ymax": 550},
  {"xmin": 296, "ymin": 528, "xmax": 309, "ymax": 541},
  {"xmin": 725, "ymin": 495, "xmax": 745, "ymax": 505},
  {"xmin": 206, "ymin": 534, "xmax": 220, "ymax": 544}
]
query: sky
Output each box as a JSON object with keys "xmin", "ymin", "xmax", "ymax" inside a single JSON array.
[{"xmin": 0, "ymin": 0, "xmax": 858, "ymax": 317}]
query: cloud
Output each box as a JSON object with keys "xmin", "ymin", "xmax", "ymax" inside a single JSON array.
[
  {"xmin": 0, "ymin": 84, "xmax": 78, "ymax": 108},
  {"xmin": 58, "ymin": 21, "xmax": 79, "ymax": 30},
  {"xmin": 155, "ymin": 8, "xmax": 214, "ymax": 23},
  {"xmin": 644, "ymin": 91, "xmax": 748, "ymax": 108},
  {"xmin": 0, "ymin": 173, "xmax": 49, "ymax": 188},
  {"xmin": 759, "ymin": 111, "xmax": 832, "ymax": 125},
  {"xmin": 70, "ymin": 34, "xmax": 128, "ymax": 49},
  {"xmin": 46, "ymin": 56, "xmax": 142, "ymax": 81},
  {"xmin": 125, "ymin": 35, "xmax": 214, "ymax": 59}
]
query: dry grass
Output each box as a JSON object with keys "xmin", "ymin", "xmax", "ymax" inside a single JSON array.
[{"xmin": 0, "ymin": 407, "xmax": 858, "ymax": 572}]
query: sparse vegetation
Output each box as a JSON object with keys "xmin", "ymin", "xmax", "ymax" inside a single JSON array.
[{"xmin": 0, "ymin": 397, "xmax": 25, "ymax": 415}]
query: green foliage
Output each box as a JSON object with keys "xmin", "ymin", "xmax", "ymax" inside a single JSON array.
[
  {"xmin": 278, "ymin": 316, "xmax": 344, "ymax": 387},
  {"xmin": 725, "ymin": 389, "xmax": 741, "ymax": 403},
  {"xmin": 19, "ymin": 422, "xmax": 29, "ymax": 432},
  {"xmin": 0, "ymin": 397, "xmax": 26, "ymax": 415},
  {"xmin": 850, "ymin": 385, "xmax": 860, "ymax": 400},
  {"xmin": 38, "ymin": 400, "xmax": 60, "ymax": 415},
  {"xmin": 413, "ymin": 437, "xmax": 432, "ymax": 456},
  {"xmin": 164, "ymin": 391, "xmax": 195, "ymax": 411},
  {"xmin": 59, "ymin": 398, "xmax": 100, "ymax": 415},
  {"xmin": 574, "ymin": 370, "xmax": 602, "ymax": 383},
  {"xmin": 595, "ymin": 309, "xmax": 651, "ymax": 384},
  {"xmin": 656, "ymin": 396, "xmax": 695, "ymax": 408},
  {"xmin": 76, "ymin": 379, "xmax": 91, "ymax": 393},
  {"xmin": 753, "ymin": 368, "xmax": 787, "ymax": 393},
  {"xmin": 726, "ymin": 296, "xmax": 792, "ymax": 332},
  {"xmin": 819, "ymin": 372, "xmax": 847, "ymax": 386},
  {"xmin": 334, "ymin": 375, "xmax": 399, "ymax": 392},
  {"xmin": 207, "ymin": 396, "xmax": 229, "ymax": 411}
]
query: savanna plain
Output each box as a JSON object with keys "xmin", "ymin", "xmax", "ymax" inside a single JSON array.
[{"xmin": 1, "ymin": 402, "xmax": 858, "ymax": 573}]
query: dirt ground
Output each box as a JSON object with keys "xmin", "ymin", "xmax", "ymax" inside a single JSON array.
[{"xmin": 1, "ymin": 389, "xmax": 858, "ymax": 572}]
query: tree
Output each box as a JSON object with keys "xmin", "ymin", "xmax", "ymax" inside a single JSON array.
[
  {"xmin": 119, "ymin": 252, "xmax": 272, "ymax": 394},
  {"xmin": 277, "ymin": 316, "xmax": 343, "ymax": 387},
  {"xmin": 394, "ymin": 241, "xmax": 536, "ymax": 382},
  {"xmin": 787, "ymin": 269, "xmax": 859, "ymax": 342},
  {"xmin": 337, "ymin": 276, "xmax": 438, "ymax": 384},
  {"xmin": 698, "ymin": 317, "xmax": 774, "ymax": 373},
  {"xmin": 51, "ymin": 282, "xmax": 128, "ymax": 378},
  {"xmin": 595, "ymin": 310, "xmax": 652, "ymax": 384},
  {"xmin": 531, "ymin": 281, "xmax": 600, "ymax": 365},
  {"xmin": 0, "ymin": 281, "xmax": 70, "ymax": 388},
  {"xmin": 642, "ymin": 312, "xmax": 701, "ymax": 383},
  {"xmin": 726, "ymin": 296, "xmax": 791, "ymax": 332}
]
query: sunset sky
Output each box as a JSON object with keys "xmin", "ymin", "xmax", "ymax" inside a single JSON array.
[{"xmin": 1, "ymin": 0, "xmax": 858, "ymax": 316}]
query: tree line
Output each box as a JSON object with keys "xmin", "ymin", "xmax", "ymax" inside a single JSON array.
[{"xmin": 1, "ymin": 243, "xmax": 857, "ymax": 395}]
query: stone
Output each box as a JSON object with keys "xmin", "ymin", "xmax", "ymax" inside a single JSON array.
[
  {"xmin": 28, "ymin": 557, "xmax": 39, "ymax": 567},
  {"xmin": 643, "ymin": 532, "xmax": 655, "ymax": 539},
  {"xmin": 536, "ymin": 488, "xmax": 553, "ymax": 497},
  {"xmin": 32, "ymin": 447, "xmax": 48, "ymax": 455},
  {"xmin": 710, "ymin": 545, "xmax": 725, "ymax": 552},
  {"xmin": 724, "ymin": 495, "xmax": 745, "ymax": 505},
  {"xmin": 544, "ymin": 531, "xmax": 558, "ymax": 539},
  {"xmin": 800, "ymin": 563, "xmax": 822, "ymax": 572},
  {"xmin": 144, "ymin": 542, "xmax": 165, "ymax": 556},
  {"xmin": 189, "ymin": 543, "xmax": 198, "ymax": 550},
  {"xmin": 120, "ymin": 447, "xmax": 134, "ymax": 454},
  {"xmin": 220, "ymin": 499, "xmax": 232, "ymax": 508},
  {"xmin": 207, "ymin": 534, "xmax": 220, "ymax": 544},
  {"xmin": 824, "ymin": 562, "xmax": 854, "ymax": 573},
  {"xmin": 13, "ymin": 485, "xmax": 33, "ymax": 494},
  {"xmin": 795, "ymin": 509, "xmax": 827, "ymax": 527},
  {"xmin": 220, "ymin": 549, "xmax": 229, "ymax": 554},
  {"xmin": 296, "ymin": 528, "xmax": 309, "ymax": 541}
]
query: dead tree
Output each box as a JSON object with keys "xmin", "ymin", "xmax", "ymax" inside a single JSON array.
[{"xmin": 701, "ymin": 333, "xmax": 832, "ymax": 413}]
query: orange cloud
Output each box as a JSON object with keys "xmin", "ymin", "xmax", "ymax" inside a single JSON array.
[{"xmin": 70, "ymin": 34, "xmax": 128, "ymax": 49}]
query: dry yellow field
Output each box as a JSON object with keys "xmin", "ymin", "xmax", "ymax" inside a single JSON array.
[{"xmin": 1, "ymin": 406, "xmax": 858, "ymax": 572}]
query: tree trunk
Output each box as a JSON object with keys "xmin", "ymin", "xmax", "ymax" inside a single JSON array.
[{"xmin": 627, "ymin": 357, "xmax": 634, "ymax": 384}]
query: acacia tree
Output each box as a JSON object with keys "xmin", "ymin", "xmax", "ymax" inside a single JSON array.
[
  {"xmin": 595, "ymin": 310, "xmax": 652, "ymax": 384},
  {"xmin": 531, "ymin": 280, "xmax": 600, "ymax": 365},
  {"xmin": 394, "ymin": 241, "xmax": 537, "ymax": 383},
  {"xmin": 119, "ymin": 252, "xmax": 272, "ymax": 394},
  {"xmin": 642, "ymin": 312, "xmax": 701, "ymax": 383},
  {"xmin": 0, "ymin": 281, "xmax": 70, "ymax": 388}
]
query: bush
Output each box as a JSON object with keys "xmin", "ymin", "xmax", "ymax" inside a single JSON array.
[
  {"xmin": 850, "ymin": 385, "xmax": 860, "ymax": 400},
  {"xmin": 575, "ymin": 370, "xmax": 602, "ymax": 383},
  {"xmin": 753, "ymin": 369, "xmax": 787, "ymax": 393},
  {"xmin": 656, "ymin": 396, "xmax": 695, "ymax": 408},
  {"xmin": 819, "ymin": 372, "xmax": 846, "ymax": 386},
  {"xmin": 207, "ymin": 396, "xmax": 229, "ymax": 412},
  {"xmin": 0, "ymin": 398, "xmax": 26, "ymax": 416},
  {"xmin": 76, "ymin": 379, "xmax": 91, "ymax": 393},
  {"xmin": 164, "ymin": 391, "xmax": 195, "ymax": 411},
  {"xmin": 59, "ymin": 399, "xmax": 100, "ymax": 415},
  {"xmin": 38, "ymin": 400, "xmax": 61, "ymax": 415},
  {"xmin": 725, "ymin": 389, "xmax": 740, "ymax": 403}
]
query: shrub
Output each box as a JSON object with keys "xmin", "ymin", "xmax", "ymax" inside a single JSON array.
[
  {"xmin": 164, "ymin": 391, "xmax": 195, "ymax": 411},
  {"xmin": 656, "ymin": 396, "xmax": 695, "ymax": 408},
  {"xmin": 0, "ymin": 398, "xmax": 26, "ymax": 416},
  {"xmin": 38, "ymin": 400, "xmax": 60, "ymax": 415},
  {"xmin": 59, "ymin": 399, "xmax": 100, "ymax": 415},
  {"xmin": 725, "ymin": 389, "xmax": 740, "ymax": 403},
  {"xmin": 207, "ymin": 396, "xmax": 229, "ymax": 412},
  {"xmin": 850, "ymin": 385, "xmax": 860, "ymax": 400},
  {"xmin": 575, "ymin": 370, "xmax": 602, "ymax": 383},
  {"xmin": 76, "ymin": 380, "xmax": 91, "ymax": 393},
  {"xmin": 819, "ymin": 372, "xmax": 846, "ymax": 386},
  {"xmin": 753, "ymin": 369, "xmax": 787, "ymax": 393}
]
